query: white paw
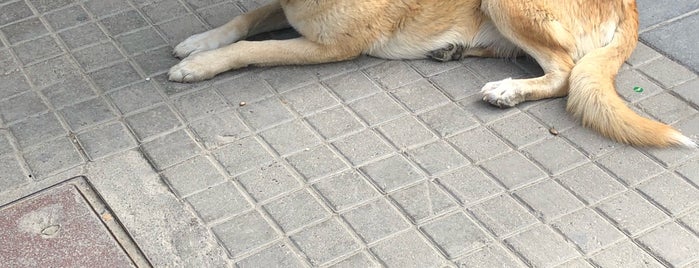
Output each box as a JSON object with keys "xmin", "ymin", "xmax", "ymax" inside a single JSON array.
[
  {"xmin": 168, "ymin": 55, "xmax": 216, "ymax": 82},
  {"xmin": 173, "ymin": 29, "xmax": 238, "ymax": 58},
  {"xmin": 480, "ymin": 78, "xmax": 524, "ymax": 108}
]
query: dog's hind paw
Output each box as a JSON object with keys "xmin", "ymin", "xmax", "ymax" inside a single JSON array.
[
  {"xmin": 428, "ymin": 44, "xmax": 465, "ymax": 62},
  {"xmin": 481, "ymin": 78, "xmax": 524, "ymax": 108}
]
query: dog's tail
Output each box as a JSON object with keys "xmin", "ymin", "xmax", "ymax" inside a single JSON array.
[{"xmin": 566, "ymin": 2, "xmax": 695, "ymax": 147}]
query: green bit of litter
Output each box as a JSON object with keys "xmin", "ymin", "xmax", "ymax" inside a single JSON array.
[{"xmin": 633, "ymin": 86, "xmax": 644, "ymax": 93}]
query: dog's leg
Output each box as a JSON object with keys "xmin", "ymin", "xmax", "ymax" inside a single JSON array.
[
  {"xmin": 173, "ymin": 2, "xmax": 289, "ymax": 58},
  {"xmin": 479, "ymin": 1, "xmax": 575, "ymax": 107},
  {"xmin": 169, "ymin": 38, "xmax": 360, "ymax": 82}
]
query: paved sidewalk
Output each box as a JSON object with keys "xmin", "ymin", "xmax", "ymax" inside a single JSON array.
[{"xmin": 1, "ymin": 0, "xmax": 698, "ymax": 267}]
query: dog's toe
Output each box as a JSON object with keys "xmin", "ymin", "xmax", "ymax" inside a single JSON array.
[
  {"xmin": 168, "ymin": 59, "xmax": 213, "ymax": 83},
  {"xmin": 480, "ymin": 78, "xmax": 522, "ymax": 108}
]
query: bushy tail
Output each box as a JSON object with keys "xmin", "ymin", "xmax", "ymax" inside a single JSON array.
[{"xmin": 566, "ymin": 2, "xmax": 696, "ymax": 147}]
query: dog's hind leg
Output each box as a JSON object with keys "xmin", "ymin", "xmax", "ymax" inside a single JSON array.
[
  {"xmin": 169, "ymin": 38, "xmax": 361, "ymax": 82},
  {"xmin": 478, "ymin": 0, "xmax": 576, "ymax": 107},
  {"xmin": 173, "ymin": 2, "xmax": 289, "ymax": 58}
]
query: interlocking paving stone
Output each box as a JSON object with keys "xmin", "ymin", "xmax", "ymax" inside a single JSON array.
[
  {"xmin": 59, "ymin": 97, "xmax": 116, "ymax": 131},
  {"xmin": 260, "ymin": 120, "xmax": 321, "ymax": 156},
  {"xmin": 468, "ymin": 194, "xmax": 538, "ymax": 237},
  {"xmin": 348, "ymin": 93, "xmax": 406, "ymax": 126},
  {"xmin": 305, "ymin": 106, "xmax": 364, "ymax": 140},
  {"xmin": 360, "ymin": 154, "xmax": 425, "ymax": 193},
  {"xmin": 390, "ymin": 79, "xmax": 450, "ymax": 113},
  {"xmin": 324, "ymin": 72, "xmax": 381, "ymax": 102},
  {"xmin": 42, "ymin": 75, "xmax": 96, "ymax": 109},
  {"xmin": 0, "ymin": 154, "xmax": 28, "ymax": 190},
  {"xmin": 514, "ymin": 180, "xmax": 585, "ymax": 221},
  {"xmin": 212, "ymin": 210, "xmax": 277, "ymax": 257},
  {"xmin": 212, "ymin": 136, "xmax": 275, "ymax": 176},
  {"xmin": 237, "ymin": 162, "xmax": 301, "ymax": 202},
  {"xmin": 437, "ymin": 166, "xmax": 502, "ymax": 206},
  {"xmin": 597, "ymin": 147, "xmax": 665, "ymax": 186},
  {"xmin": 58, "ymin": 23, "xmax": 108, "ymax": 50},
  {"xmin": 328, "ymin": 252, "xmax": 379, "ymax": 268},
  {"xmin": 332, "ymin": 130, "xmax": 393, "ymax": 166},
  {"xmin": 140, "ymin": 130, "xmax": 201, "ymax": 170},
  {"xmin": 160, "ymin": 155, "xmax": 225, "ymax": 197},
  {"xmin": 637, "ymin": 172, "xmax": 699, "ymax": 215},
  {"xmin": 418, "ymin": 103, "xmax": 477, "ymax": 137},
  {"xmin": 454, "ymin": 244, "xmax": 524, "ymax": 268},
  {"xmin": 556, "ymin": 164, "xmax": 626, "ymax": 205},
  {"xmin": 389, "ymin": 180, "xmax": 458, "ymax": 224},
  {"xmin": 590, "ymin": 239, "xmax": 664, "ymax": 268},
  {"xmin": 125, "ymin": 104, "xmax": 181, "ymax": 141},
  {"xmin": 597, "ymin": 191, "xmax": 669, "ymax": 236},
  {"xmin": 282, "ymin": 83, "xmax": 338, "ymax": 116},
  {"xmin": 43, "ymin": 5, "xmax": 89, "ymax": 30},
  {"xmin": 378, "ymin": 116, "xmax": 437, "ymax": 150},
  {"xmin": 504, "ymin": 224, "xmax": 581, "ymax": 267},
  {"xmin": 290, "ymin": 218, "xmax": 359, "ymax": 266},
  {"xmin": 420, "ymin": 212, "xmax": 490, "ymax": 258},
  {"xmin": 312, "ymin": 170, "xmax": 378, "ymax": 212},
  {"xmin": 480, "ymin": 151, "xmax": 547, "ymax": 190},
  {"xmin": 406, "ymin": 140, "xmax": 467, "ymax": 175},
  {"xmin": 521, "ymin": 138, "xmax": 588, "ymax": 175},
  {"xmin": 636, "ymin": 222, "xmax": 699, "ymax": 267},
  {"xmin": 263, "ymin": 189, "xmax": 329, "ymax": 233},
  {"xmin": 236, "ymin": 243, "xmax": 305, "ymax": 268},
  {"xmin": 186, "ymin": 181, "xmax": 250, "ymax": 223},
  {"xmin": 551, "ymin": 209, "xmax": 625, "ymax": 254},
  {"xmin": 189, "ymin": 111, "xmax": 250, "ymax": 149},
  {"xmin": 370, "ymin": 230, "xmax": 445, "ymax": 267},
  {"xmin": 76, "ymin": 121, "xmax": 137, "ymax": 160},
  {"xmin": 285, "ymin": 145, "xmax": 348, "ymax": 182},
  {"xmin": 22, "ymin": 137, "xmax": 83, "ymax": 179}
]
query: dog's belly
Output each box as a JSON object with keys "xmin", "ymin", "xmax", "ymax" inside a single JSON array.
[{"xmin": 364, "ymin": 30, "xmax": 464, "ymax": 60}]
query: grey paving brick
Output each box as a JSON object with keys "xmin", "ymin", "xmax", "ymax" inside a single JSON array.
[
  {"xmin": 305, "ymin": 60, "xmax": 360, "ymax": 80},
  {"xmin": 237, "ymin": 162, "xmax": 301, "ymax": 202},
  {"xmin": 454, "ymin": 244, "xmax": 524, "ymax": 268},
  {"xmin": 597, "ymin": 191, "xmax": 669, "ymax": 236},
  {"xmin": 73, "ymin": 42, "xmax": 123, "ymax": 71},
  {"xmin": 1, "ymin": 18, "xmax": 48, "ymax": 44},
  {"xmin": 260, "ymin": 120, "xmax": 320, "ymax": 156},
  {"xmin": 429, "ymin": 66, "xmax": 483, "ymax": 100},
  {"xmin": 407, "ymin": 140, "xmax": 467, "ymax": 175},
  {"xmin": 636, "ymin": 0, "xmax": 699, "ymax": 29},
  {"xmin": 447, "ymin": 126, "xmax": 511, "ymax": 163},
  {"xmin": 675, "ymin": 79, "xmax": 699, "ymax": 107},
  {"xmin": 465, "ymin": 57, "xmax": 529, "ymax": 81},
  {"xmin": 505, "ymin": 224, "xmax": 580, "ymax": 267},
  {"xmin": 527, "ymin": 99, "xmax": 578, "ymax": 132},
  {"xmin": 370, "ymin": 230, "xmax": 445, "ymax": 267},
  {"xmin": 161, "ymin": 155, "xmax": 225, "ymax": 197},
  {"xmin": 12, "ymin": 36, "xmax": 63, "ymax": 65},
  {"xmin": 409, "ymin": 58, "xmax": 461, "ymax": 77},
  {"xmin": 0, "ymin": 154, "xmax": 28, "ymax": 190},
  {"xmin": 597, "ymin": 147, "xmax": 665, "ymax": 185},
  {"xmin": 43, "ymin": 5, "xmax": 89, "ymax": 30},
  {"xmin": 551, "ymin": 209, "xmax": 625, "ymax": 254},
  {"xmin": 173, "ymin": 88, "xmax": 228, "ymax": 121},
  {"xmin": 8, "ymin": 112, "xmax": 65, "ymax": 149},
  {"xmin": 638, "ymin": 57, "xmax": 697, "ymax": 88},
  {"xmin": 329, "ymin": 252, "xmax": 378, "ymax": 268},
  {"xmin": 360, "ymin": 154, "xmax": 424, "ymax": 193},
  {"xmin": 437, "ymin": 166, "xmax": 502, "ymax": 206},
  {"xmin": 197, "ymin": 2, "xmax": 244, "ymax": 27},
  {"xmin": 290, "ymin": 218, "xmax": 359, "ymax": 266},
  {"xmin": 185, "ymin": 181, "xmax": 250, "ymax": 222},
  {"xmin": 282, "ymin": 83, "xmax": 338, "ymax": 116},
  {"xmin": 591, "ymin": 239, "xmax": 663, "ymax": 268},
  {"xmin": 141, "ymin": 130, "xmax": 201, "ymax": 170},
  {"xmin": 214, "ymin": 73, "xmax": 275, "ymax": 105},
  {"xmin": 76, "ymin": 121, "xmax": 136, "ymax": 159},
  {"xmin": 88, "ymin": 62, "xmax": 141, "ymax": 91},
  {"xmin": 641, "ymin": 146, "xmax": 699, "ymax": 168},
  {"xmin": 133, "ymin": 46, "xmax": 180, "ymax": 75},
  {"xmin": 390, "ymin": 180, "xmax": 457, "ymax": 224},
  {"xmin": 23, "ymin": 136, "xmax": 83, "ymax": 179},
  {"xmin": 637, "ymin": 222, "xmax": 699, "ymax": 267},
  {"xmin": 107, "ymin": 81, "xmax": 162, "ymax": 114},
  {"xmin": 418, "ymin": 103, "xmax": 477, "ymax": 137},
  {"xmin": 236, "ymin": 243, "xmax": 304, "ymax": 268},
  {"xmin": 125, "ymin": 105, "xmax": 181, "ymax": 141},
  {"xmin": 558, "ymin": 258, "xmax": 594, "ymax": 268},
  {"xmin": 84, "ymin": 0, "xmax": 130, "ymax": 17},
  {"xmin": 306, "ymin": 110, "xmax": 362, "ymax": 147},
  {"xmin": 468, "ymin": 194, "xmax": 538, "ymax": 237},
  {"xmin": 677, "ymin": 158, "xmax": 699, "ymax": 186},
  {"xmin": 639, "ymin": 92, "xmax": 697, "ymax": 124},
  {"xmin": 332, "ymin": 130, "xmax": 392, "ymax": 166},
  {"xmin": 324, "ymin": 72, "xmax": 381, "ymax": 102},
  {"xmin": 59, "ymin": 97, "xmax": 116, "ymax": 131},
  {"xmin": 391, "ymin": 79, "xmax": 450, "ymax": 113},
  {"xmin": 522, "ymin": 138, "xmax": 588, "ymax": 175},
  {"xmin": 459, "ymin": 94, "xmax": 519, "ymax": 123},
  {"xmin": 675, "ymin": 112, "xmax": 699, "ymax": 143},
  {"xmin": 641, "ymin": 12, "xmax": 699, "ymax": 73},
  {"xmin": 421, "ymin": 212, "xmax": 490, "ymax": 258},
  {"xmin": 213, "ymin": 136, "xmax": 275, "ymax": 176},
  {"xmin": 365, "ymin": 61, "xmax": 422, "ymax": 90},
  {"xmin": 312, "ymin": 170, "xmax": 377, "ymax": 212},
  {"xmin": 258, "ymin": 66, "xmax": 317, "ymax": 93},
  {"xmin": 0, "ymin": 91, "xmax": 48, "ymax": 123},
  {"xmin": 490, "ymin": 112, "xmax": 549, "ymax": 148},
  {"xmin": 342, "ymin": 198, "xmax": 410, "ymax": 243},
  {"xmin": 615, "ymin": 69, "xmax": 664, "ymax": 103},
  {"xmin": 156, "ymin": 14, "xmax": 207, "ymax": 45},
  {"xmin": 0, "ymin": 132, "xmax": 12, "ymax": 155},
  {"xmin": 239, "ymin": 97, "xmax": 293, "ymax": 130},
  {"xmin": 115, "ymin": 27, "xmax": 167, "ymax": 55},
  {"xmin": 348, "ymin": 93, "xmax": 406, "ymax": 126},
  {"xmin": 638, "ymin": 172, "xmax": 699, "ymax": 215},
  {"xmin": 378, "ymin": 116, "xmax": 436, "ymax": 150},
  {"xmin": 189, "ymin": 111, "xmax": 250, "ymax": 149},
  {"xmin": 626, "ymin": 43, "xmax": 662, "ymax": 67},
  {"xmin": 556, "ymin": 164, "xmax": 626, "ymax": 205},
  {"xmin": 100, "ymin": 9, "xmax": 149, "ymax": 36},
  {"xmin": 514, "ymin": 180, "xmax": 584, "ymax": 221},
  {"xmin": 0, "ymin": 1, "xmax": 33, "ymax": 26},
  {"xmin": 681, "ymin": 209, "xmax": 699, "ymax": 234},
  {"xmin": 24, "ymin": 55, "xmax": 80, "ymax": 88},
  {"xmin": 185, "ymin": 0, "xmax": 227, "ymax": 9},
  {"xmin": 42, "ymin": 75, "xmax": 96, "ymax": 108},
  {"xmin": 212, "ymin": 210, "xmax": 277, "ymax": 257},
  {"xmin": 560, "ymin": 126, "xmax": 620, "ymax": 158},
  {"xmin": 264, "ymin": 189, "xmax": 329, "ymax": 233},
  {"xmin": 0, "ymin": 60, "xmax": 31, "ymax": 100},
  {"xmin": 58, "ymin": 23, "xmax": 108, "ymax": 50},
  {"xmin": 286, "ymin": 145, "xmax": 347, "ymax": 181},
  {"xmin": 141, "ymin": 0, "xmax": 188, "ymax": 24},
  {"xmin": 481, "ymin": 152, "xmax": 547, "ymax": 190}
]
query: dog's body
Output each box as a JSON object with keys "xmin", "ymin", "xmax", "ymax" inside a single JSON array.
[{"xmin": 168, "ymin": 0, "xmax": 695, "ymax": 147}]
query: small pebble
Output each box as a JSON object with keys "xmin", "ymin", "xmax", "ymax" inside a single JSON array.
[
  {"xmin": 239, "ymin": 101, "xmax": 247, "ymax": 106},
  {"xmin": 549, "ymin": 127, "xmax": 559, "ymax": 136},
  {"xmin": 145, "ymin": 77, "xmax": 151, "ymax": 81}
]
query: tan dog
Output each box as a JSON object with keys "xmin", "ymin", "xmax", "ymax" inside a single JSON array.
[{"xmin": 168, "ymin": 0, "xmax": 695, "ymax": 147}]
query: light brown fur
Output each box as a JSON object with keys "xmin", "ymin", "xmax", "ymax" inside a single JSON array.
[{"xmin": 168, "ymin": 0, "xmax": 695, "ymax": 147}]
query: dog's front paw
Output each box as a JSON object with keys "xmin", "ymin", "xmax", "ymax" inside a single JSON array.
[
  {"xmin": 173, "ymin": 30, "xmax": 235, "ymax": 58},
  {"xmin": 168, "ymin": 57, "xmax": 216, "ymax": 82},
  {"xmin": 481, "ymin": 78, "xmax": 523, "ymax": 108}
]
